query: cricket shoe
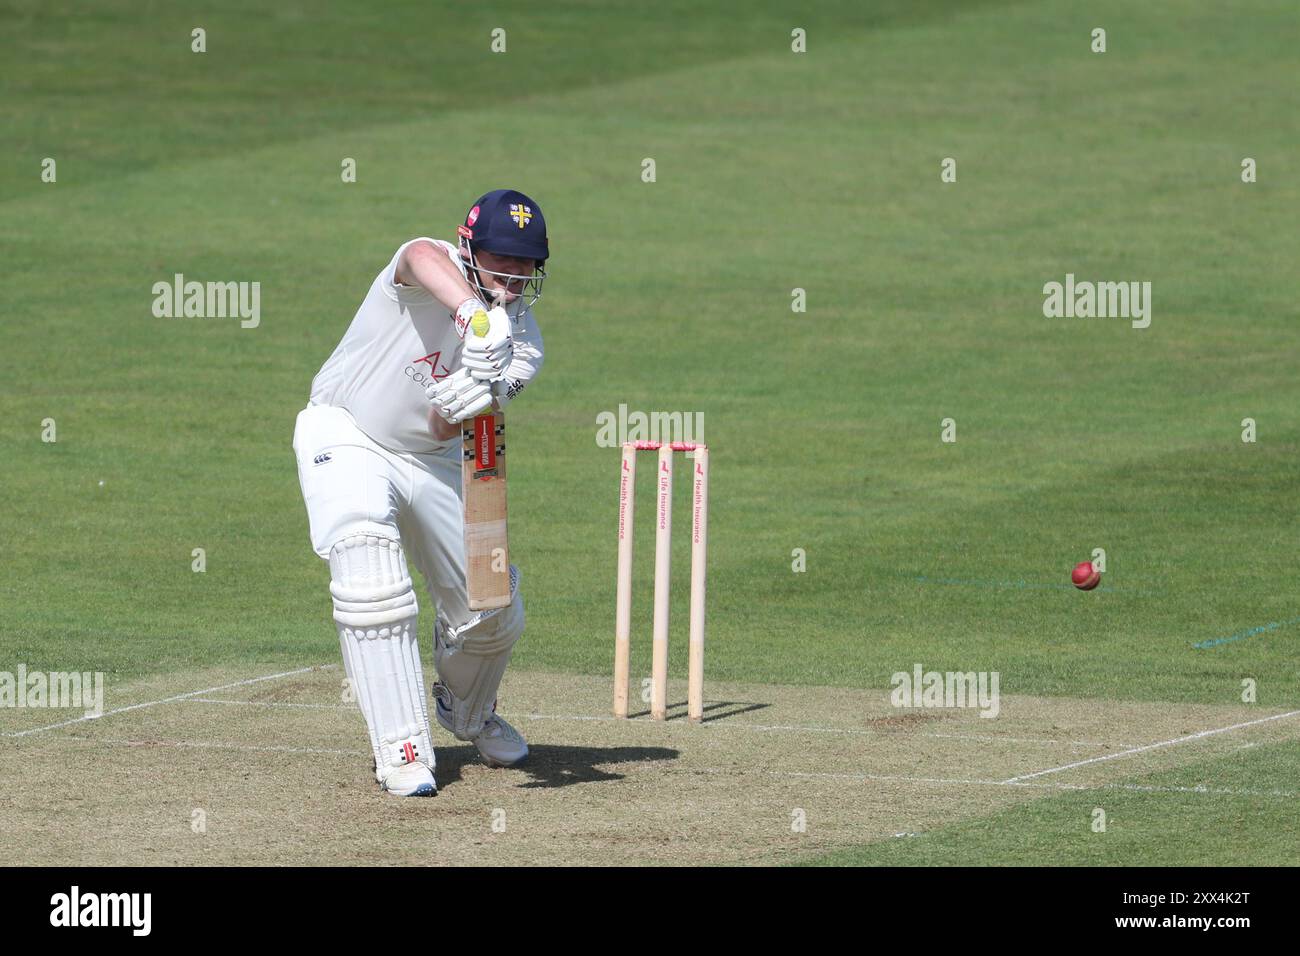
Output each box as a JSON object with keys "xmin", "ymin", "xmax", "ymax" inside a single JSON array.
[
  {"xmin": 379, "ymin": 761, "xmax": 437, "ymax": 797},
  {"xmin": 432, "ymin": 683, "xmax": 529, "ymax": 768}
]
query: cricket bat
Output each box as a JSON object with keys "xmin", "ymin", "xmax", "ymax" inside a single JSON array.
[{"xmin": 462, "ymin": 300, "xmax": 510, "ymax": 611}]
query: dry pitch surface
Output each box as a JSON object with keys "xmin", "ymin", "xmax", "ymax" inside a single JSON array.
[{"xmin": 2, "ymin": 666, "xmax": 1297, "ymax": 866}]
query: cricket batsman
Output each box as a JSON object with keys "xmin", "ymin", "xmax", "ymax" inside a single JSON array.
[{"xmin": 292, "ymin": 189, "xmax": 548, "ymax": 796}]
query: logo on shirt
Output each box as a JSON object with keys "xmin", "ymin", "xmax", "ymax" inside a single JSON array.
[
  {"xmin": 405, "ymin": 351, "xmax": 452, "ymax": 388},
  {"xmin": 509, "ymin": 204, "xmax": 532, "ymax": 229},
  {"xmin": 313, "ymin": 453, "xmax": 332, "ymax": 466}
]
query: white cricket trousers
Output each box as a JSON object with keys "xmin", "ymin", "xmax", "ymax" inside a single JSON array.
[{"xmin": 291, "ymin": 402, "xmax": 478, "ymax": 629}]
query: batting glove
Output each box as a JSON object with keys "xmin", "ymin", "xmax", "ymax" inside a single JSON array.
[
  {"xmin": 425, "ymin": 368, "xmax": 494, "ymax": 424},
  {"xmin": 461, "ymin": 305, "xmax": 514, "ymax": 381}
]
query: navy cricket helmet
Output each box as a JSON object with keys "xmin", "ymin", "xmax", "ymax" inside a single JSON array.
[{"xmin": 458, "ymin": 189, "xmax": 549, "ymax": 313}]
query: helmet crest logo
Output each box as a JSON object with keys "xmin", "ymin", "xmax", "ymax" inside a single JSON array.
[{"xmin": 509, "ymin": 204, "xmax": 532, "ymax": 229}]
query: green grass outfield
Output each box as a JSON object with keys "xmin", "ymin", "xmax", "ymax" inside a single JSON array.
[{"xmin": 2, "ymin": 0, "xmax": 1298, "ymax": 865}]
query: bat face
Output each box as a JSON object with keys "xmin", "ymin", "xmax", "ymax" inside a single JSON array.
[{"xmin": 463, "ymin": 412, "xmax": 509, "ymax": 610}]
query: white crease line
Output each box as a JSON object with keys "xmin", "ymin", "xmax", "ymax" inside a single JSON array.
[
  {"xmin": 33, "ymin": 736, "xmax": 1297, "ymax": 800},
  {"xmin": 38, "ymin": 737, "xmax": 1295, "ymax": 798},
  {"xmin": 1002, "ymin": 710, "xmax": 1300, "ymax": 783},
  {"xmin": 184, "ymin": 697, "xmax": 354, "ymax": 711},
  {"xmin": 925, "ymin": 732, "xmax": 1128, "ymax": 748},
  {"xmin": 171, "ymin": 701, "xmax": 1132, "ymax": 750},
  {"xmin": 0, "ymin": 666, "xmax": 327, "ymax": 739},
  {"xmin": 57, "ymin": 734, "xmax": 365, "ymax": 757}
]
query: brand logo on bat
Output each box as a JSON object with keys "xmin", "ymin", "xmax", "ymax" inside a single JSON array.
[{"xmin": 474, "ymin": 416, "xmax": 497, "ymax": 479}]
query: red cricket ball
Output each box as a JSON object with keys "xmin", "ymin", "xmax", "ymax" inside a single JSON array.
[{"xmin": 1071, "ymin": 561, "xmax": 1101, "ymax": 591}]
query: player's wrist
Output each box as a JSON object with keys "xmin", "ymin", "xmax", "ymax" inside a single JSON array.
[{"xmin": 490, "ymin": 379, "xmax": 521, "ymax": 410}]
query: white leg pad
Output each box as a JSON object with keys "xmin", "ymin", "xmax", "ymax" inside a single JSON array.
[
  {"xmin": 330, "ymin": 534, "xmax": 434, "ymax": 780},
  {"xmin": 434, "ymin": 566, "xmax": 525, "ymax": 740}
]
